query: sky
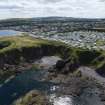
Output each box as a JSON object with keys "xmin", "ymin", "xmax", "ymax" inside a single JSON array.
[{"xmin": 0, "ymin": 0, "xmax": 105, "ymax": 19}]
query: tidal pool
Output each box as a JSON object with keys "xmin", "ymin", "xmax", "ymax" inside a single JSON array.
[{"xmin": 0, "ymin": 69, "xmax": 57, "ymax": 105}]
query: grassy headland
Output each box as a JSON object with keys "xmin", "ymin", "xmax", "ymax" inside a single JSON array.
[{"xmin": 0, "ymin": 34, "xmax": 105, "ymax": 74}]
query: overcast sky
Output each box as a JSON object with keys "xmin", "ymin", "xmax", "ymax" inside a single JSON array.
[{"xmin": 0, "ymin": 0, "xmax": 105, "ymax": 19}]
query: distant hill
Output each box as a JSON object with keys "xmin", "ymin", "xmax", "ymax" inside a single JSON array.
[{"xmin": 0, "ymin": 17, "xmax": 105, "ymax": 23}]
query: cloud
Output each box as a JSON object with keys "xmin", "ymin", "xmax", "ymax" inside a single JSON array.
[
  {"xmin": 0, "ymin": 0, "xmax": 105, "ymax": 19},
  {"xmin": 0, "ymin": 5, "xmax": 21, "ymax": 10},
  {"xmin": 100, "ymin": 0, "xmax": 105, "ymax": 2},
  {"xmin": 36, "ymin": 0, "xmax": 63, "ymax": 4}
]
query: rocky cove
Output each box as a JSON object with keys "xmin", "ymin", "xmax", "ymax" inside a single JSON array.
[
  {"xmin": 0, "ymin": 35, "xmax": 105, "ymax": 105},
  {"xmin": 0, "ymin": 56, "xmax": 105, "ymax": 105}
]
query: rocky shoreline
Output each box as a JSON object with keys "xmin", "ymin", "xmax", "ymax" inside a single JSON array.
[
  {"xmin": 8, "ymin": 59, "xmax": 105, "ymax": 105},
  {"xmin": 1, "ymin": 55, "xmax": 105, "ymax": 105},
  {"xmin": 41, "ymin": 58, "xmax": 105, "ymax": 105},
  {"xmin": 0, "ymin": 36, "xmax": 105, "ymax": 104}
]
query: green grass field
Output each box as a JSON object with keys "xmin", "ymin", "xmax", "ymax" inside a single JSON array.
[{"xmin": 0, "ymin": 35, "xmax": 67, "ymax": 53}]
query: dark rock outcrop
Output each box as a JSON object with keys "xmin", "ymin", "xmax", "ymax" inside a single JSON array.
[
  {"xmin": 55, "ymin": 60, "xmax": 65, "ymax": 70},
  {"xmin": 54, "ymin": 58, "xmax": 79, "ymax": 74},
  {"xmin": 96, "ymin": 63, "xmax": 105, "ymax": 77}
]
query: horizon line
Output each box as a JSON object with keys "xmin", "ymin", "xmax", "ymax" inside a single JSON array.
[{"xmin": 0, "ymin": 16, "xmax": 105, "ymax": 21}]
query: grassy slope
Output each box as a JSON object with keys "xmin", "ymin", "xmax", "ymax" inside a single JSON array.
[{"xmin": 0, "ymin": 35, "xmax": 67, "ymax": 53}]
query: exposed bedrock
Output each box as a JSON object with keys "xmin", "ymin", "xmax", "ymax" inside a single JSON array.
[
  {"xmin": 49, "ymin": 49, "xmax": 103, "ymax": 75},
  {"xmin": 0, "ymin": 44, "xmax": 70, "ymax": 68},
  {"xmin": 54, "ymin": 58, "xmax": 79, "ymax": 74}
]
